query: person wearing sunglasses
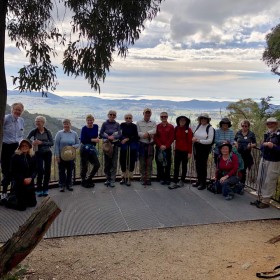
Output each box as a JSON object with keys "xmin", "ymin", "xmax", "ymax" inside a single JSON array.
[
  {"xmin": 253, "ymin": 117, "xmax": 280, "ymax": 209},
  {"xmin": 99, "ymin": 110, "xmax": 121, "ymax": 188},
  {"xmin": 137, "ymin": 108, "xmax": 156, "ymax": 186},
  {"xmin": 234, "ymin": 120, "xmax": 256, "ymax": 184},
  {"xmin": 119, "ymin": 114, "xmax": 139, "ymax": 186},
  {"xmin": 154, "ymin": 112, "xmax": 174, "ymax": 185}
]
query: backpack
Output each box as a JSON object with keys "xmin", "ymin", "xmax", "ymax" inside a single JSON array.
[
  {"xmin": 194, "ymin": 124, "xmax": 215, "ymax": 145},
  {"xmin": 231, "ymin": 146, "xmax": 244, "ymax": 172}
]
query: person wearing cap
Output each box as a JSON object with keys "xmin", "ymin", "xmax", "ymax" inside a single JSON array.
[
  {"xmin": 136, "ymin": 108, "xmax": 156, "ymax": 186},
  {"xmin": 192, "ymin": 113, "xmax": 215, "ymax": 190},
  {"xmin": 253, "ymin": 117, "xmax": 280, "ymax": 209},
  {"xmin": 80, "ymin": 114, "xmax": 100, "ymax": 188},
  {"xmin": 234, "ymin": 120, "xmax": 256, "ymax": 184},
  {"xmin": 154, "ymin": 112, "xmax": 175, "ymax": 185},
  {"xmin": 213, "ymin": 117, "xmax": 235, "ymax": 165},
  {"xmin": 27, "ymin": 116, "xmax": 54, "ymax": 197},
  {"xmin": 169, "ymin": 116, "xmax": 192, "ymax": 189},
  {"xmin": 1, "ymin": 102, "xmax": 25, "ymax": 200},
  {"xmin": 215, "ymin": 143, "xmax": 240, "ymax": 200},
  {"xmin": 3, "ymin": 139, "xmax": 37, "ymax": 211},
  {"xmin": 119, "ymin": 113, "xmax": 139, "ymax": 186},
  {"xmin": 99, "ymin": 110, "xmax": 121, "ymax": 188},
  {"xmin": 54, "ymin": 119, "xmax": 80, "ymax": 192}
]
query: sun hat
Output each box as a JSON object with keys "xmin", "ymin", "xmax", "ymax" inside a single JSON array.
[
  {"xmin": 219, "ymin": 117, "xmax": 232, "ymax": 128},
  {"xmin": 197, "ymin": 113, "xmax": 211, "ymax": 122},
  {"xmin": 143, "ymin": 108, "xmax": 152, "ymax": 113},
  {"xmin": 176, "ymin": 116, "xmax": 190, "ymax": 127},
  {"xmin": 61, "ymin": 146, "xmax": 76, "ymax": 161},
  {"xmin": 102, "ymin": 141, "xmax": 113, "ymax": 157},
  {"xmin": 266, "ymin": 117, "xmax": 278, "ymax": 123},
  {"xmin": 18, "ymin": 139, "xmax": 32, "ymax": 149},
  {"xmin": 218, "ymin": 142, "xmax": 232, "ymax": 152}
]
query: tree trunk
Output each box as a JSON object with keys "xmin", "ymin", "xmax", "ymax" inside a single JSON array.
[
  {"xmin": 0, "ymin": 0, "xmax": 8, "ymax": 157},
  {"xmin": 0, "ymin": 197, "xmax": 61, "ymax": 278}
]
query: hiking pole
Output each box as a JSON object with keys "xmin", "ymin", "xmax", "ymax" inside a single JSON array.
[
  {"xmin": 126, "ymin": 145, "xmax": 131, "ymax": 186},
  {"xmin": 250, "ymin": 158, "xmax": 265, "ymax": 206}
]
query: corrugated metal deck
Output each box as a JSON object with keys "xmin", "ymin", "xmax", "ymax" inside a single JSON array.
[{"xmin": 0, "ymin": 181, "xmax": 279, "ymax": 242}]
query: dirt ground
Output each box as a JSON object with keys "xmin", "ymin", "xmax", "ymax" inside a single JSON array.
[{"xmin": 3, "ymin": 219, "xmax": 276, "ymax": 280}]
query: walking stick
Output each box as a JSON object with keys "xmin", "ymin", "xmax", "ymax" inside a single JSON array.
[{"xmin": 125, "ymin": 145, "xmax": 131, "ymax": 186}]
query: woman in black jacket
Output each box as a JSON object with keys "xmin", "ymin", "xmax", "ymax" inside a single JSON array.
[{"xmin": 6, "ymin": 139, "xmax": 37, "ymax": 211}]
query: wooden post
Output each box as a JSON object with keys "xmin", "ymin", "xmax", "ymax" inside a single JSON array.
[{"xmin": 0, "ymin": 197, "xmax": 61, "ymax": 277}]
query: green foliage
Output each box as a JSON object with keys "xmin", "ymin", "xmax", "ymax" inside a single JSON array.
[
  {"xmin": 226, "ymin": 96, "xmax": 279, "ymax": 143},
  {"xmin": 263, "ymin": 24, "xmax": 280, "ymax": 79},
  {"xmin": 6, "ymin": 0, "xmax": 163, "ymax": 93}
]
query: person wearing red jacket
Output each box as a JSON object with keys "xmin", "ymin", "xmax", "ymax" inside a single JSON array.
[
  {"xmin": 154, "ymin": 112, "xmax": 175, "ymax": 185},
  {"xmin": 215, "ymin": 143, "xmax": 241, "ymax": 200},
  {"xmin": 169, "ymin": 116, "xmax": 192, "ymax": 189}
]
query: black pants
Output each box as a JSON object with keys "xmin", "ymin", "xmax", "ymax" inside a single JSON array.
[
  {"xmin": 120, "ymin": 147, "xmax": 137, "ymax": 173},
  {"xmin": 155, "ymin": 147, "xmax": 172, "ymax": 182},
  {"xmin": 1, "ymin": 143, "xmax": 19, "ymax": 193},
  {"xmin": 80, "ymin": 147, "xmax": 100, "ymax": 180},
  {"xmin": 36, "ymin": 150, "xmax": 52, "ymax": 192},
  {"xmin": 173, "ymin": 150, "xmax": 188, "ymax": 183},
  {"xmin": 58, "ymin": 159, "xmax": 74, "ymax": 187},
  {"xmin": 194, "ymin": 143, "xmax": 211, "ymax": 186}
]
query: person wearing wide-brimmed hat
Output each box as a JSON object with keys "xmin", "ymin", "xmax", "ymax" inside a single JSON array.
[
  {"xmin": 213, "ymin": 117, "xmax": 235, "ymax": 165},
  {"xmin": 54, "ymin": 119, "xmax": 80, "ymax": 192},
  {"xmin": 253, "ymin": 117, "xmax": 280, "ymax": 209},
  {"xmin": 215, "ymin": 142, "xmax": 241, "ymax": 200},
  {"xmin": 192, "ymin": 113, "xmax": 215, "ymax": 190},
  {"xmin": 2, "ymin": 139, "xmax": 37, "ymax": 211},
  {"xmin": 234, "ymin": 120, "xmax": 256, "ymax": 184},
  {"xmin": 169, "ymin": 115, "xmax": 192, "ymax": 189}
]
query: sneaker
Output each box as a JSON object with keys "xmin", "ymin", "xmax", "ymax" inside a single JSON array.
[
  {"xmin": 120, "ymin": 178, "xmax": 126, "ymax": 185},
  {"xmin": 37, "ymin": 191, "xmax": 44, "ymax": 197},
  {"xmin": 256, "ymin": 202, "xmax": 270, "ymax": 209},
  {"xmin": 250, "ymin": 200, "xmax": 261, "ymax": 206},
  {"xmin": 1, "ymin": 193, "xmax": 8, "ymax": 200},
  {"xmin": 66, "ymin": 186, "xmax": 73, "ymax": 191},
  {"xmin": 225, "ymin": 194, "xmax": 234, "ymax": 200},
  {"xmin": 104, "ymin": 180, "xmax": 110, "ymax": 186},
  {"xmin": 42, "ymin": 190, "xmax": 49, "ymax": 197},
  {"xmin": 109, "ymin": 182, "xmax": 115, "ymax": 188},
  {"xmin": 59, "ymin": 186, "xmax": 65, "ymax": 192},
  {"xmin": 192, "ymin": 181, "xmax": 200, "ymax": 188},
  {"xmin": 165, "ymin": 181, "xmax": 171, "ymax": 186},
  {"xmin": 85, "ymin": 179, "xmax": 95, "ymax": 188},
  {"xmin": 178, "ymin": 181, "xmax": 184, "ymax": 188},
  {"xmin": 168, "ymin": 183, "xmax": 179, "ymax": 190},
  {"xmin": 146, "ymin": 180, "xmax": 152, "ymax": 186},
  {"xmin": 160, "ymin": 180, "xmax": 165, "ymax": 185}
]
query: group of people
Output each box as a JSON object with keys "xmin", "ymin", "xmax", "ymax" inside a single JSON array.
[{"xmin": 0, "ymin": 103, "xmax": 280, "ymax": 211}]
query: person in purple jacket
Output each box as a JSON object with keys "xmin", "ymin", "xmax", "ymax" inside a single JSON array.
[
  {"xmin": 80, "ymin": 114, "xmax": 100, "ymax": 188},
  {"xmin": 99, "ymin": 110, "xmax": 121, "ymax": 188}
]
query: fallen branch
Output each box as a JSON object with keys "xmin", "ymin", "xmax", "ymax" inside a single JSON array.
[
  {"xmin": 0, "ymin": 197, "xmax": 61, "ymax": 277},
  {"xmin": 267, "ymin": 235, "xmax": 280, "ymax": 244}
]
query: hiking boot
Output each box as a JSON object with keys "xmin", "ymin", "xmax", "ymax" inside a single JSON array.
[
  {"xmin": 66, "ymin": 186, "xmax": 73, "ymax": 191},
  {"xmin": 192, "ymin": 181, "xmax": 200, "ymax": 188},
  {"xmin": 168, "ymin": 183, "xmax": 179, "ymax": 190},
  {"xmin": 197, "ymin": 185, "xmax": 206, "ymax": 190},
  {"xmin": 109, "ymin": 182, "xmax": 115, "ymax": 188},
  {"xmin": 225, "ymin": 194, "xmax": 234, "ymax": 200},
  {"xmin": 256, "ymin": 202, "xmax": 270, "ymax": 209},
  {"xmin": 85, "ymin": 179, "xmax": 95, "ymax": 188},
  {"xmin": 178, "ymin": 181, "xmax": 184, "ymax": 188},
  {"xmin": 120, "ymin": 178, "xmax": 126, "ymax": 185},
  {"xmin": 59, "ymin": 186, "xmax": 65, "ymax": 192}
]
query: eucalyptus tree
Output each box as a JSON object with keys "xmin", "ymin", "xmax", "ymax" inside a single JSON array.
[{"xmin": 0, "ymin": 0, "xmax": 163, "ymax": 152}]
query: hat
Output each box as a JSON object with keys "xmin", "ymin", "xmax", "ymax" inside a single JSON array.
[
  {"xmin": 143, "ymin": 108, "xmax": 152, "ymax": 113},
  {"xmin": 61, "ymin": 146, "xmax": 76, "ymax": 161},
  {"xmin": 197, "ymin": 113, "xmax": 211, "ymax": 122},
  {"xmin": 219, "ymin": 117, "xmax": 232, "ymax": 128},
  {"xmin": 18, "ymin": 139, "xmax": 32, "ymax": 149},
  {"xmin": 218, "ymin": 142, "xmax": 232, "ymax": 152},
  {"xmin": 266, "ymin": 117, "xmax": 278, "ymax": 123},
  {"xmin": 176, "ymin": 116, "xmax": 190, "ymax": 127},
  {"xmin": 102, "ymin": 141, "xmax": 113, "ymax": 157}
]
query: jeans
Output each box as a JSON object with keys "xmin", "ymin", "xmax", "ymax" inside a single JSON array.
[
  {"xmin": 216, "ymin": 176, "xmax": 240, "ymax": 197},
  {"xmin": 36, "ymin": 150, "xmax": 52, "ymax": 192},
  {"xmin": 139, "ymin": 142, "xmax": 154, "ymax": 181},
  {"xmin": 104, "ymin": 145, "xmax": 119, "ymax": 183}
]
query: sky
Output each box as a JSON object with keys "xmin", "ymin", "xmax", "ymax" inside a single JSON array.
[{"xmin": 4, "ymin": 0, "xmax": 280, "ymax": 104}]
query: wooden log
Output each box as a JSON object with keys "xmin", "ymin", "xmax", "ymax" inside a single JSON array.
[{"xmin": 0, "ymin": 197, "xmax": 61, "ymax": 277}]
